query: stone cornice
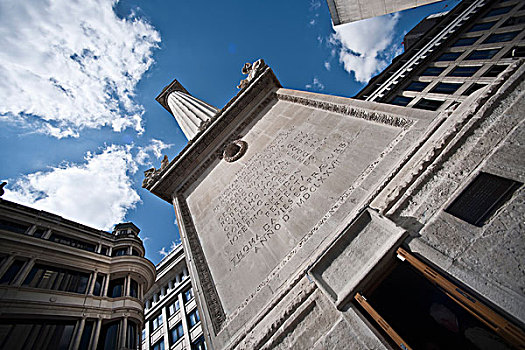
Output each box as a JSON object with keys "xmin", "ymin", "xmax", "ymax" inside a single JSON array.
[{"xmin": 155, "ymin": 78, "xmax": 190, "ymax": 116}]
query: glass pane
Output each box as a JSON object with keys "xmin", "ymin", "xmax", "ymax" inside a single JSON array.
[
  {"xmin": 421, "ymin": 66, "xmax": 445, "ymax": 76},
  {"xmin": 467, "ymin": 21, "xmax": 497, "ymax": 32},
  {"xmin": 483, "ymin": 5, "xmax": 513, "ymax": 18},
  {"xmin": 0, "ymin": 260, "xmax": 24, "ymax": 284},
  {"xmin": 389, "ymin": 96, "xmax": 412, "ymax": 106},
  {"xmin": 452, "ymin": 37, "xmax": 479, "ymax": 47},
  {"xmin": 435, "ymin": 52, "xmax": 462, "ymax": 61},
  {"xmin": 405, "ymin": 81, "xmax": 430, "ymax": 92},
  {"xmin": 483, "ymin": 31, "xmax": 520, "ymax": 44},
  {"xmin": 414, "ymin": 99, "xmax": 444, "ymax": 111},
  {"xmin": 466, "ymin": 49, "xmax": 500, "ymax": 60},
  {"xmin": 431, "ymin": 82, "xmax": 462, "ymax": 94},
  {"xmin": 448, "ymin": 66, "xmax": 481, "ymax": 77}
]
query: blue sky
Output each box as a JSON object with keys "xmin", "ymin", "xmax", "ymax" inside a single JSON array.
[{"xmin": 0, "ymin": 0, "xmax": 458, "ymax": 264}]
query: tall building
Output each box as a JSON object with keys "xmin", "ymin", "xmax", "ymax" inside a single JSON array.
[
  {"xmin": 0, "ymin": 198, "xmax": 156, "ymax": 349},
  {"xmin": 326, "ymin": 0, "xmax": 444, "ymax": 25},
  {"xmin": 142, "ymin": 244, "xmax": 206, "ymax": 350},
  {"xmin": 144, "ymin": 1, "xmax": 525, "ymax": 349}
]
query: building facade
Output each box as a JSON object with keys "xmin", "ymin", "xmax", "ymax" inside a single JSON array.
[
  {"xmin": 142, "ymin": 244, "xmax": 206, "ymax": 350},
  {"xmin": 0, "ymin": 198, "xmax": 156, "ymax": 349},
  {"xmin": 144, "ymin": 0, "xmax": 525, "ymax": 349},
  {"xmin": 326, "ymin": 0, "xmax": 444, "ymax": 25}
]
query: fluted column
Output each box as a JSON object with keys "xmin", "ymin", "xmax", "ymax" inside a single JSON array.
[{"xmin": 166, "ymin": 90, "xmax": 218, "ymax": 140}]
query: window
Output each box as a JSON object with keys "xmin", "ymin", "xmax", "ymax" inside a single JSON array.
[
  {"xmin": 126, "ymin": 321, "xmax": 137, "ymax": 349},
  {"xmin": 452, "ymin": 36, "xmax": 480, "ymax": 47},
  {"xmin": 192, "ymin": 335, "xmax": 207, "ymax": 350},
  {"xmin": 151, "ymin": 313, "xmax": 163, "ymax": 331},
  {"xmin": 32, "ymin": 227, "xmax": 47, "ymax": 238},
  {"xmin": 421, "ymin": 66, "xmax": 445, "ymax": 76},
  {"xmin": 142, "ymin": 328, "xmax": 146, "ymax": 342},
  {"xmin": 467, "ymin": 21, "xmax": 497, "ymax": 32},
  {"xmin": 466, "ymin": 48, "xmax": 501, "ymax": 60},
  {"xmin": 389, "ymin": 96, "xmax": 412, "ymax": 107},
  {"xmin": 483, "ymin": 64, "xmax": 509, "ymax": 77},
  {"xmin": 502, "ymin": 15, "xmax": 525, "ymax": 27},
  {"xmin": 0, "ymin": 259, "xmax": 25, "ymax": 284},
  {"xmin": 131, "ymin": 248, "xmax": 140, "ymax": 256},
  {"xmin": 503, "ymin": 46, "xmax": 525, "ymax": 58},
  {"xmin": 49, "ymin": 233, "xmax": 96, "ymax": 252},
  {"xmin": 355, "ymin": 247, "xmax": 523, "ymax": 349},
  {"xmin": 430, "ymin": 82, "xmax": 462, "ymax": 94},
  {"xmin": 435, "ymin": 52, "xmax": 462, "ymax": 61},
  {"xmin": 99, "ymin": 246, "xmax": 108, "ymax": 256},
  {"xmin": 169, "ymin": 299, "xmax": 180, "ymax": 316},
  {"xmin": 445, "ymin": 173, "xmax": 521, "ymax": 227},
  {"xmin": 0, "ymin": 320, "xmax": 75, "ymax": 350},
  {"xmin": 405, "ymin": 81, "xmax": 429, "ymax": 92},
  {"xmin": 170, "ymin": 322, "xmax": 184, "ymax": 344},
  {"xmin": 93, "ymin": 274, "xmax": 105, "ymax": 296},
  {"xmin": 462, "ymin": 83, "xmax": 486, "ymax": 96},
  {"xmin": 413, "ymin": 99, "xmax": 444, "ymax": 111},
  {"xmin": 79, "ymin": 320, "xmax": 94, "ymax": 350},
  {"xmin": 183, "ymin": 287, "xmax": 194, "ymax": 303},
  {"xmin": 22, "ymin": 264, "xmax": 89, "ymax": 293},
  {"xmin": 187, "ymin": 309, "xmax": 200, "ymax": 328},
  {"xmin": 0, "ymin": 218, "xmax": 30, "ymax": 234},
  {"xmin": 130, "ymin": 279, "xmax": 138, "ymax": 298},
  {"xmin": 483, "ymin": 31, "xmax": 520, "ymax": 44},
  {"xmin": 448, "ymin": 65, "xmax": 481, "ymax": 77},
  {"xmin": 107, "ymin": 278, "xmax": 124, "ymax": 298},
  {"xmin": 111, "ymin": 247, "xmax": 128, "ymax": 257},
  {"xmin": 99, "ymin": 321, "xmax": 120, "ymax": 350},
  {"xmin": 151, "ymin": 339, "xmax": 165, "ymax": 350},
  {"xmin": 483, "ymin": 5, "xmax": 513, "ymax": 18}
]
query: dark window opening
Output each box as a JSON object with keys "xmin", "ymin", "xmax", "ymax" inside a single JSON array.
[
  {"xmin": 99, "ymin": 246, "xmax": 108, "ymax": 256},
  {"xmin": 446, "ymin": 172, "xmax": 522, "ymax": 227},
  {"xmin": 32, "ymin": 227, "xmax": 47, "ymax": 238},
  {"xmin": 49, "ymin": 233, "xmax": 96, "ymax": 252},
  {"xmin": 502, "ymin": 15, "xmax": 525, "ymax": 27},
  {"xmin": 413, "ymin": 99, "xmax": 444, "ymax": 111},
  {"xmin": 466, "ymin": 48, "xmax": 501, "ymax": 60},
  {"xmin": 462, "ymin": 83, "xmax": 487, "ymax": 96},
  {"xmin": 431, "ymin": 82, "xmax": 463, "ymax": 94},
  {"xmin": 467, "ymin": 21, "xmax": 497, "ymax": 32},
  {"xmin": 187, "ymin": 309, "xmax": 200, "ymax": 328},
  {"xmin": 452, "ymin": 36, "xmax": 480, "ymax": 47},
  {"xmin": 183, "ymin": 287, "xmax": 194, "ymax": 303},
  {"xmin": 111, "ymin": 248, "xmax": 128, "ymax": 257},
  {"xmin": 98, "ymin": 321, "xmax": 120, "ymax": 350},
  {"xmin": 192, "ymin": 335, "xmax": 207, "ymax": 350},
  {"xmin": 0, "ymin": 319, "xmax": 75, "ymax": 350},
  {"xmin": 435, "ymin": 52, "xmax": 462, "ymax": 61},
  {"xmin": 0, "ymin": 259, "xmax": 25, "ymax": 284},
  {"xmin": 483, "ymin": 5, "xmax": 513, "ymax": 18},
  {"xmin": 151, "ymin": 313, "xmax": 163, "ymax": 331},
  {"xmin": 170, "ymin": 322, "xmax": 184, "ymax": 345},
  {"xmin": 130, "ymin": 279, "xmax": 138, "ymax": 298},
  {"xmin": 169, "ymin": 299, "xmax": 180, "ymax": 316},
  {"xmin": 126, "ymin": 321, "xmax": 137, "ymax": 349},
  {"xmin": 151, "ymin": 339, "xmax": 165, "ymax": 350},
  {"xmin": 483, "ymin": 64, "xmax": 509, "ymax": 77},
  {"xmin": 131, "ymin": 248, "xmax": 140, "ymax": 256},
  {"xmin": 503, "ymin": 46, "xmax": 525, "ymax": 58},
  {"xmin": 23, "ymin": 264, "xmax": 89, "ymax": 294},
  {"xmin": 405, "ymin": 81, "xmax": 430, "ymax": 92},
  {"xmin": 483, "ymin": 31, "xmax": 520, "ymax": 44},
  {"xmin": 79, "ymin": 320, "xmax": 94, "ymax": 350},
  {"xmin": 389, "ymin": 96, "xmax": 412, "ymax": 107},
  {"xmin": 421, "ymin": 66, "xmax": 445, "ymax": 76},
  {"xmin": 108, "ymin": 278, "xmax": 124, "ymax": 298},
  {"xmin": 448, "ymin": 65, "xmax": 481, "ymax": 77},
  {"xmin": 0, "ymin": 219, "xmax": 30, "ymax": 234},
  {"xmin": 93, "ymin": 274, "xmax": 105, "ymax": 296}
]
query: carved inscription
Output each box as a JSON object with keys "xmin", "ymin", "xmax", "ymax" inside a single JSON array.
[{"xmin": 212, "ymin": 127, "xmax": 349, "ymax": 268}]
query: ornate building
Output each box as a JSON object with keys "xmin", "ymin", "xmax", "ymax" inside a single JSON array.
[
  {"xmin": 0, "ymin": 198, "xmax": 155, "ymax": 349},
  {"xmin": 144, "ymin": 0, "xmax": 524, "ymax": 349},
  {"xmin": 142, "ymin": 243, "xmax": 206, "ymax": 350}
]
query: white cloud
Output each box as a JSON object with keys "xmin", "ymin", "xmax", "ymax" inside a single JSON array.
[
  {"xmin": 159, "ymin": 246, "xmax": 169, "ymax": 258},
  {"xmin": 324, "ymin": 61, "xmax": 331, "ymax": 71},
  {"xmin": 3, "ymin": 140, "xmax": 166, "ymax": 230},
  {"xmin": 136, "ymin": 139, "xmax": 173, "ymax": 166},
  {"xmin": 329, "ymin": 13, "xmax": 401, "ymax": 83},
  {"xmin": 0, "ymin": 0, "xmax": 160, "ymax": 138},
  {"xmin": 305, "ymin": 77, "xmax": 325, "ymax": 91},
  {"xmin": 159, "ymin": 240, "xmax": 181, "ymax": 258}
]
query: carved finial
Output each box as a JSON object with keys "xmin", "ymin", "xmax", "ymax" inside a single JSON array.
[
  {"xmin": 237, "ymin": 59, "xmax": 267, "ymax": 89},
  {"xmin": 0, "ymin": 182, "xmax": 6, "ymax": 197},
  {"xmin": 161, "ymin": 155, "xmax": 169, "ymax": 170}
]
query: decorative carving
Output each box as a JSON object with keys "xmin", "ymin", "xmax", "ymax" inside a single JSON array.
[
  {"xmin": 142, "ymin": 155, "xmax": 170, "ymax": 188},
  {"xmin": 237, "ymin": 59, "xmax": 267, "ymax": 89},
  {"xmin": 223, "ymin": 140, "xmax": 248, "ymax": 162},
  {"xmin": 160, "ymin": 155, "xmax": 169, "ymax": 170}
]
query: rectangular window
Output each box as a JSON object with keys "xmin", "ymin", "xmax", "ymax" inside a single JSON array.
[
  {"xmin": 108, "ymin": 278, "xmax": 124, "ymax": 298},
  {"xmin": 445, "ymin": 172, "xmax": 522, "ymax": 227},
  {"xmin": 170, "ymin": 322, "xmax": 184, "ymax": 344},
  {"xmin": 467, "ymin": 21, "xmax": 497, "ymax": 32},
  {"xmin": 78, "ymin": 320, "xmax": 94, "ymax": 350},
  {"xmin": 405, "ymin": 81, "xmax": 430, "ymax": 92},
  {"xmin": 192, "ymin": 335, "xmax": 207, "ymax": 350},
  {"xmin": 111, "ymin": 247, "xmax": 128, "ymax": 257},
  {"xmin": 448, "ymin": 65, "xmax": 481, "ymax": 77},
  {"xmin": 93, "ymin": 274, "xmax": 105, "ymax": 296},
  {"xmin": 22, "ymin": 264, "xmax": 90, "ymax": 293},
  {"xmin": 435, "ymin": 52, "xmax": 462, "ymax": 62},
  {"xmin": 430, "ymin": 82, "xmax": 462, "ymax": 94},
  {"xmin": 421, "ymin": 66, "xmax": 445, "ymax": 76},
  {"xmin": 0, "ymin": 219, "xmax": 30, "ymax": 234},
  {"xmin": 483, "ymin": 5, "xmax": 513, "ymax": 18},
  {"xmin": 169, "ymin": 299, "xmax": 180, "ymax": 316},
  {"xmin": 452, "ymin": 36, "xmax": 480, "ymax": 47},
  {"xmin": 130, "ymin": 279, "xmax": 138, "ymax": 298},
  {"xmin": 413, "ymin": 99, "xmax": 444, "ymax": 111},
  {"xmin": 183, "ymin": 287, "xmax": 194, "ymax": 303},
  {"xmin": 483, "ymin": 64, "xmax": 509, "ymax": 77},
  {"xmin": 187, "ymin": 309, "xmax": 200, "ymax": 328},
  {"xmin": 151, "ymin": 339, "xmax": 165, "ymax": 350},
  {"xmin": 389, "ymin": 96, "xmax": 412, "ymax": 107},
  {"xmin": 502, "ymin": 15, "xmax": 525, "ymax": 27},
  {"xmin": 483, "ymin": 31, "xmax": 520, "ymax": 44},
  {"xmin": 503, "ymin": 46, "xmax": 525, "ymax": 58},
  {"xmin": 49, "ymin": 233, "xmax": 96, "ymax": 252},
  {"xmin": 462, "ymin": 83, "xmax": 486, "ymax": 96},
  {"xmin": 99, "ymin": 246, "xmax": 108, "ymax": 256},
  {"xmin": 355, "ymin": 247, "xmax": 524, "ymax": 349},
  {"xmin": 0, "ymin": 259, "xmax": 25, "ymax": 284},
  {"xmin": 151, "ymin": 313, "xmax": 163, "ymax": 331},
  {"xmin": 32, "ymin": 227, "xmax": 47, "ymax": 238},
  {"xmin": 466, "ymin": 48, "xmax": 501, "ymax": 60}
]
